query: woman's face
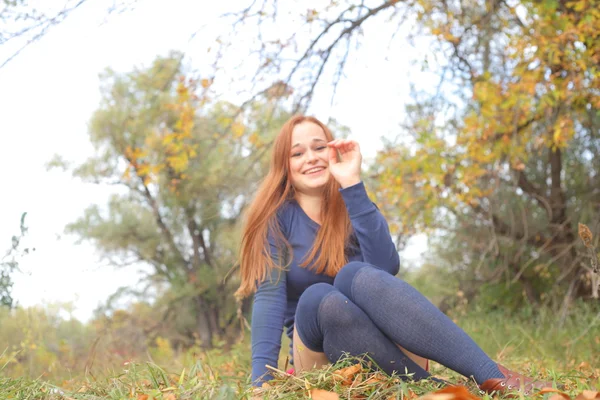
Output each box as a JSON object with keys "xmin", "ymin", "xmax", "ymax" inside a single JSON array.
[{"xmin": 289, "ymin": 121, "xmax": 330, "ymax": 195}]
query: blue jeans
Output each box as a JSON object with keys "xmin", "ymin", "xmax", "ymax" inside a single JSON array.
[{"xmin": 294, "ymin": 261, "xmax": 502, "ymax": 384}]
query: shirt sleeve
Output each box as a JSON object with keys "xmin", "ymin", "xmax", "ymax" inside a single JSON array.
[
  {"xmin": 250, "ymin": 223, "xmax": 288, "ymax": 386},
  {"xmin": 339, "ymin": 181, "xmax": 400, "ymax": 275}
]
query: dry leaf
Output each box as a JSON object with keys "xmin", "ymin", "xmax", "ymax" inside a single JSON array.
[
  {"xmin": 310, "ymin": 388, "xmax": 340, "ymax": 400},
  {"xmin": 575, "ymin": 391, "xmax": 600, "ymax": 400},
  {"xmin": 418, "ymin": 385, "xmax": 481, "ymax": 400},
  {"xmin": 164, "ymin": 394, "xmax": 177, "ymax": 400},
  {"xmin": 333, "ymin": 363, "xmax": 362, "ymax": 385},
  {"xmin": 539, "ymin": 388, "xmax": 571, "ymax": 400},
  {"xmin": 137, "ymin": 395, "xmax": 149, "ymax": 400},
  {"xmin": 579, "ymin": 223, "xmax": 594, "ymax": 248},
  {"xmin": 399, "ymin": 389, "xmax": 420, "ymax": 400},
  {"xmin": 363, "ymin": 373, "xmax": 388, "ymax": 385},
  {"xmin": 578, "ymin": 362, "xmax": 591, "ymax": 370},
  {"xmin": 351, "ymin": 372, "xmax": 363, "ymax": 387}
]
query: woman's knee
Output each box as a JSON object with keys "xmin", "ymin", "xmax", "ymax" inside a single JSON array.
[
  {"xmin": 333, "ymin": 261, "xmax": 374, "ymax": 299},
  {"xmin": 297, "ymin": 283, "xmax": 337, "ymax": 316},
  {"xmin": 295, "ymin": 283, "xmax": 337, "ymax": 352}
]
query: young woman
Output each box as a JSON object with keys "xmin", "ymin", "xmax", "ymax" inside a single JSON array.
[{"xmin": 236, "ymin": 115, "xmax": 555, "ymax": 395}]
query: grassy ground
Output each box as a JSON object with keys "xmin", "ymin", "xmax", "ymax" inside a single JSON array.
[{"xmin": 1, "ymin": 306, "xmax": 598, "ymax": 399}]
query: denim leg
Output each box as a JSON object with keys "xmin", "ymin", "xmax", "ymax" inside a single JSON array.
[
  {"xmin": 295, "ymin": 282, "xmax": 430, "ymax": 380},
  {"xmin": 333, "ymin": 261, "xmax": 503, "ymax": 384}
]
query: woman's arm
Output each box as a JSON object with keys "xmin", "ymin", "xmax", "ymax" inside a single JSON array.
[
  {"xmin": 250, "ymin": 216, "xmax": 290, "ymax": 386},
  {"xmin": 251, "ymin": 266, "xmax": 287, "ymax": 386},
  {"xmin": 327, "ymin": 139, "xmax": 399, "ymax": 275},
  {"xmin": 340, "ymin": 181, "xmax": 400, "ymax": 275}
]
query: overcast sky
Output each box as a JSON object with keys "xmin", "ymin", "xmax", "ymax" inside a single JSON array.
[{"xmin": 0, "ymin": 0, "xmax": 433, "ymax": 322}]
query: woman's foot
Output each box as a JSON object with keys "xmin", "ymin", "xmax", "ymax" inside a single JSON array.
[{"xmin": 479, "ymin": 364, "xmax": 553, "ymax": 396}]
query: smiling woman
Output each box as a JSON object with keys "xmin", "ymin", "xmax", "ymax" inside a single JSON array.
[
  {"xmin": 288, "ymin": 122, "xmax": 331, "ymax": 200},
  {"xmin": 236, "ymin": 115, "xmax": 557, "ymax": 396}
]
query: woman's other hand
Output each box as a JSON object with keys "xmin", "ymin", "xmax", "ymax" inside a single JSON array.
[{"xmin": 327, "ymin": 139, "xmax": 362, "ymax": 189}]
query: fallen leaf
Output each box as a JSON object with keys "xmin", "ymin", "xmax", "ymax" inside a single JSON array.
[
  {"xmin": 137, "ymin": 395, "xmax": 148, "ymax": 400},
  {"xmin": 394, "ymin": 390, "xmax": 419, "ymax": 400},
  {"xmin": 310, "ymin": 388, "xmax": 340, "ymax": 400},
  {"xmin": 350, "ymin": 372, "xmax": 363, "ymax": 387},
  {"xmin": 578, "ymin": 362, "xmax": 591, "ymax": 370},
  {"xmin": 550, "ymin": 395, "xmax": 570, "ymax": 400},
  {"xmin": 418, "ymin": 393, "xmax": 455, "ymax": 400},
  {"xmin": 418, "ymin": 386, "xmax": 481, "ymax": 400},
  {"xmin": 575, "ymin": 391, "xmax": 600, "ymax": 400},
  {"xmin": 164, "ymin": 394, "xmax": 177, "ymax": 400},
  {"xmin": 363, "ymin": 373, "xmax": 388, "ymax": 385},
  {"xmin": 540, "ymin": 388, "xmax": 571, "ymax": 400},
  {"xmin": 332, "ymin": 363, "xmax": 362, "ymax": 385}
]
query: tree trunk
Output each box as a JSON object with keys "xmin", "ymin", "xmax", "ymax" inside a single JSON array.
[
  {"xmin": 519, "ymin": 276, "xmax": 539, "ymax": 307},
  {"xmin": 558, "ymin": 267, "xmax": 585, "ymax": 325},
  {"xmin": 195, "ymin": 296, "xmax": 213, "ymax": 348},
  {"xmin": 208, "ymin": 305, "xmax": 221, "ymax": 340}
]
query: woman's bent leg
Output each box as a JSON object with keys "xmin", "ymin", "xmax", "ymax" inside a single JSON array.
[
  {"xmin": 294, "ymin": 282, "xmax": 430, "ymax": 380},
  {"xmin": 333, "ymin": 262, "xmax": 503, "ymax": 384},
  {"xmin": 292, "ymin": 325, "xmax": 330, "ymax": 373}
]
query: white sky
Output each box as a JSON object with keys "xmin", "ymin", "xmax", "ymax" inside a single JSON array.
[{"xmin": 0, "ymin": 0, "xmax": 432, "ymax": 322}]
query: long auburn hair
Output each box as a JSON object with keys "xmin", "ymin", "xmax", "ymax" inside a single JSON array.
[{"xmin": 235, "ymin": 115, "xmax": 353, "ymax": 299}]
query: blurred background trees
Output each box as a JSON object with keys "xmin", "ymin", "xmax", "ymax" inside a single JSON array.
[
  {"xmin": 1, "ymin": 213, "xmax": 32, "ymax": 309},
  {"xmin": 220, "ymin": 0, "xmax": 599, "ymax": 316},
  {"xmin": 51, "ymin": 52, "xmax": 295, "ymax": 349},
  {"xmin": 1, "ymin": 0, "xmax": 598, "ymax": 383},
  {"xmin": 0, "ymin": 0, "xmax": 137, "ymax": 68}
]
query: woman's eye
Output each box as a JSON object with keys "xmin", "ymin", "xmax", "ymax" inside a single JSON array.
[
  {"xmin": 316, "ymin": 146, "xmax": 326, "ymax": 151},
  {"xmin": 291, "ymin": 152, "xmax": 302, "ymax": 157}
]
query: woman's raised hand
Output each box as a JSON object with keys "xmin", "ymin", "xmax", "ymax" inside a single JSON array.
[{"xmin": 327, "ymin": 139, "xmax": 362, "ymax": 189}]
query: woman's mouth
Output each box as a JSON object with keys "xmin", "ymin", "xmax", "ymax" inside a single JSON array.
[{"xmin": 304, "ymin": 167, "xmax": 325, "ymax": 175}]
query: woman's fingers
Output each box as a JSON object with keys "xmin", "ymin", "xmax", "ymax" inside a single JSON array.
[
  {"xmin": 328, "ymin": 139, "xmax": 358, "ymax": 153},
  {"xmin": 327, "ymin": 140, "xmax": 361, "ymax": 165},
  {"xmin": 340, "ymin": 140, "xmax": 359, "ymax": 157},
  {"xmin": 328, "ymin": 145, "xmax": 338, "ymax": 164}
]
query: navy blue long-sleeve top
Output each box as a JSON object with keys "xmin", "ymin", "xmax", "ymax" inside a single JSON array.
[{"xmin": 250, "ymin": 182, "xmax": 400, "ymax": 385}]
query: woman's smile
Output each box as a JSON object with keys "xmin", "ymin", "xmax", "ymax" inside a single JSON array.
[{"xmin": 304, "ymin": 166, "xmax": 326, "ymax": 176}]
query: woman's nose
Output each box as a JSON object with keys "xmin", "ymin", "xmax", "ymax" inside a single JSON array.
[{"xmin": 306, "ymin": 149, "xmax": 318, "ymax": 162}]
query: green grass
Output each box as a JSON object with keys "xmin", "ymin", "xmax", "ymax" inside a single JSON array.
[
  {"xmin": 450, "ymin": 304, "xmax": 599, "ymax": 368},
  {"xmin": 1, "ymin": 305, "xmax": 598, "ymax": 399},
  {"xmin": 1, "ymin": 356, "xmax": 597, "ymax": 400}
]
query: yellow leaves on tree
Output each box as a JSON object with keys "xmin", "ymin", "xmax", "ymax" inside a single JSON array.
[
  {"xmin": 374, "ymin": 0, "xmax": 598, "ymax": 237},
  {"xmin": 231, "ymin": 122, "xmax": 245, "ymax": 138},
  {"xmin": 578, "ymin": 223, "xmax": 594, "ymax": 249},
  {"xmin": 122, "ymin": 77, "xmax": 199, "ymax": 192}
]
